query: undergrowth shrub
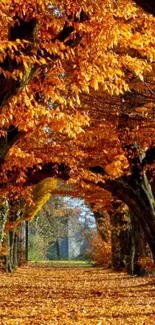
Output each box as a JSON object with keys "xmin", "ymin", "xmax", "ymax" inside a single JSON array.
[
  {"xmin": 138, "ymin": 254, "xmax": 154, "ymax": 273},
  {"xmin": 87, "ymin": 231, "xmax": 111, "ymax": 267}
]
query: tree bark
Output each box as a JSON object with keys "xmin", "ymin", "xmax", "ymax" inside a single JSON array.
[
  {"xmin": 92, "ymin": 208, "xmax": 109, "ymax": 242},
  {"xmin": 9, "ymin": 230, "xmax": 15, "ymax": 269},
  {"xmin": 89, "ymin": 155, "xmax": 155, "ymax": 267},
  {"xmin": 25, "ymin": 221, "xmax": 29, "ymax": 261},
  {"xmin": 108, "ymin": 201, "xmax": 129, "ymax": 270},
  {"xmin": 17, "ymin": 225, "xmax": 24, "ymax": 266},
  {"xmin": 3, "ymin": 232, "xmax": 13, "ymax": 272},
  {"xmin": 127, "ymin": 213, "xmax": 147, "ymax": 275},
  {"xmin": 2, "ymin": 230, "xmax": 19, "ymax": 272},
  {"xmin": 0, "ymin": 201, "xmax": 9, "ymax": 248},
  {"xmin": 56, "ymin": 239, "xmax": 61, "ymax": 260},
  {"xmin": 95, "ymin": 175, "xmax": 155, "ymax": 264},
  {"xmin": 13, "ymin": 233, "xmax": 18, "ymax": 268}
]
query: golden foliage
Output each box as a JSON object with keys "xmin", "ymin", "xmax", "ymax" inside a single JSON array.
[
  {"xmin": 0, "ymin": 0, "xmax": 155, "ymax": 208},
  {"xmin": 87, "ymin": 231, "xmax": 112, "ymax": 267},
  {"xmin": 24, "ymin": 178, "xmax": 57, "ymax": 220}
]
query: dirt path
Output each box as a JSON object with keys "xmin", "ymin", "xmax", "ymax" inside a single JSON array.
[{"xmin": 0, "ymin": 264, "xmax": 155, "ymax": 324}]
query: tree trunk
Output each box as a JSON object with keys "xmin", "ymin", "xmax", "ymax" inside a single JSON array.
[
  {"xmin": 17, "ymin": 225, "xmax": 24, "ymax": 266},
  {"xmin": 56, "ymin": 239, "xmax": 61, "ymax": 260},
  {"xmin": 0, "ymin": 201, "xmax": 9, "ymax": 248},
  {"xmin": 95, "ymin": 174, "xmax": 155, "ymax": 265},
  {"xmin": 111, "ymin": 211, "xmax": 122, "ymax": 269},
  {"xmin": 9, "ymin": 230, "xmax": 15, "ymax": 269},
  {"xmin": 127, "ymin": 213, "xmax": 147, "ymax": 276},
  {"xmin": 13, "ymin": 234, "xmax": 18, "ymax": 268},
  {"xmin": 92, "ymin": 208, "xmax": 109, "ymax": 242},
  {"xmin": 25, "ymin": 221, "xmax": 29, "ymax": 261},
  {"xmin": 4, "ymin": 232, "xmax": 13, "ymax": 273},
  {"xmin": 109, "ymin": 201, "xmax": 129, "ymax": 270},
  {"xmin": 3, "ymin": 230, "xmax": 19, "ymax": 272}
]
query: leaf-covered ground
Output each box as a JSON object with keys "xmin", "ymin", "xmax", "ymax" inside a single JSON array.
[{"xmin": 0, "ymin": 263, "xmax": 155, "ymax": 325}]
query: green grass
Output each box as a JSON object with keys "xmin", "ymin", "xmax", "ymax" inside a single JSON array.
[{"xmin": 29, "ymin": 260, "xmax": 95, "ymax": 268}]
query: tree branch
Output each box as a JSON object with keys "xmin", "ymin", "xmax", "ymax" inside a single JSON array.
[
  {"xmin": 25, "ymin": 162, "xmax": 70, "ymax": 185},
  {"xmin": 133, "ymin": 0, "xmax": 155, "ymax": 16},
  {"xmin": 0, "ymin": 126, "xmax": 25, "ymax": 165}
]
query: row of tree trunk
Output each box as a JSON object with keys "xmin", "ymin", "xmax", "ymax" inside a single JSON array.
[
  {"xmin": 0, "ymin": 221, "xmax": 28, "ymax": 272},
  {"xmin": 93, "ymin": 201, "xmax": 150, "ymax": 276},
  {"xmin": 0, "ymin": 199, "xmax": 153, "ymax": 275},
  {"xmin": 0, "ymin": 190, "xmax": 153, "ymax": 275}
]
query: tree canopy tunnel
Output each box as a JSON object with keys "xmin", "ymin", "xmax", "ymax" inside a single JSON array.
[{"xmin": 0, "ymin": 0, "xmax": 155, "ymax": 276}]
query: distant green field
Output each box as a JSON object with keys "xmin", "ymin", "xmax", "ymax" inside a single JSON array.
[{"xmin": 29, "ymin": 260, "xmax": 95, "ymax": 268}]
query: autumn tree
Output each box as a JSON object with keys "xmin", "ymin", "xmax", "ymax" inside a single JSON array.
[
  {"xmin": 1, "ymin": 0, "xmax": 155, "ymax": 190},
  {"xmin": 1, "ymin": 178, "xmax": 57, "ymax": 271},
  {"xmin": 0, "ymin": 0, "xmax": 155, "ymax": 273},
  {"xmin": 29, "ymin": 196, "xmax": 73, "ymax": 261},
  {"xmin": 28, "ymin": 195, "xmax": 94, "ymax": 261}
]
